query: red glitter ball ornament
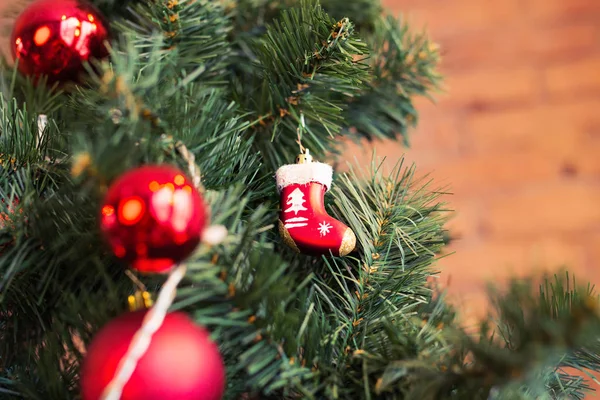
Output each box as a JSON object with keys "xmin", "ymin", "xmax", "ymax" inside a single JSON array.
[
  {"xmin": 100, "ymin": 165, "xmax": 207, "ymax": 274},
  {"xmin": 80, "ymin": 310, "xmax": 226, "ymax": 400},
  {"xmin": 10, "ymin": 0, "xmax": 110, "ymax": 83}
]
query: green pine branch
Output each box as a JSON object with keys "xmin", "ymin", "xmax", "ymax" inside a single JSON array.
[
  {"xmin": 226, "ymin": 0, "xmax": 441, "ymax": 151},
  {"xmin": 412, "ymin": 273, "xmax": 600, "ymax": 400},
  {"xmin": 173, "ymin": 185, "xmax": 317, "ymax": 398},
  {"xmin": 113, "ymin": 0, "xmax": 231, "ymax": 81},
  {"xmin": 264, "ymin": 156, "xmax": 449, "ymax": 399},
  {"xmin": 320, "ymin": 0, "xmax": 382, "ymax": 31},
  {"xmin": 0, "ymin": 95, "xmax": 65, "ymax": 167},
  {"xmin": 345, "ymin": 15, "xmax": 441, "ymax": 145},
  {"xmin": 233, "ymin": 0, "xmax": 370, "ymax": 168}
]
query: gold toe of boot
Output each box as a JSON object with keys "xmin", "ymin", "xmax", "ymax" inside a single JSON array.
[{"xmin": 338, "ymin": 228, "xmax": 356, "ymax": 257}]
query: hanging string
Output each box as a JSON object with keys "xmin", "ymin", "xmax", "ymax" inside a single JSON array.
[
  {"xmin": 37, "ymin": 114, "xmax": 47, "ymax": 148},
  {"xmin": 124, "ymin": 270, "xmax": 146, "ymax": 292},
  {"xmin": 295, "ymin": 112, "xmax": 306, "ymax": 154},
  {"xmin": 100, "ymin": 264, "xmax": 187, "ymax": 400},
  {"xmin": 175, "ymin": 141, "xmax": 202, "ymax": 191}
]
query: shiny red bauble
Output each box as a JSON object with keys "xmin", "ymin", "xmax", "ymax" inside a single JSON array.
[
  {"xmin": 10, "ymin": 0, "xmax": 110, "ymax": 83},
  {"xmin": 100, "ymin": 165, "xmax": 207, "ymax": 274},
  {"xmin": 80, "ymin": 311, "xmax": 226, "ymax": 400}
]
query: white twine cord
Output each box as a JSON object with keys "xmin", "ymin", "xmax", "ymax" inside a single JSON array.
[
  {"xmin": 176, "ymin": 142, "xmax": 201, "ymax": 190},
  {"xmin": 100, "ymin": 264, "xmax": 188, "ymax": 400},
  {"xmin": 37, "ymin": 114, "xmax": 47, "ymax": 147}
]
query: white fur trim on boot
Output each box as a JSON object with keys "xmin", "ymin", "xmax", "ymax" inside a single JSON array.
[{"xmin": 276, "ymin": 162, "xmax": 333, "ymax": 192}]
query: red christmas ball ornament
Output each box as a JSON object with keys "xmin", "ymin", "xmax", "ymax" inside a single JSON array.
[
  {"xmin": 80, "ymin": 310, "xmax": 226, "ymax": 400},
  {"xmin": 10, "ymin": 0, "xmax": 109, "ymax": 83},
  {"xmin": 100, "ymin": 165, "xmax": 207, "ymax": 274}
]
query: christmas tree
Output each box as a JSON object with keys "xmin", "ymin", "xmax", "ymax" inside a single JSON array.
[{"xmin": 2, "ymin": 0, "xmax": 600, "ymax": 399}]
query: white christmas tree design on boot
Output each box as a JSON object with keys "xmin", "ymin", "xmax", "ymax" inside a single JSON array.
[{"xmin": 275, "ymin": 152, "xmax": 356, "ymax": 256}]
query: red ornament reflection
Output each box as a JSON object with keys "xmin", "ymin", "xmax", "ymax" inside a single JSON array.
[
  {"xmin": 100, "ymin": 165, "xmax": 208, "ymax": 274},
  {"xmin": 10, "ymin": 0, "xmax": 109, "ymax": 83}
]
